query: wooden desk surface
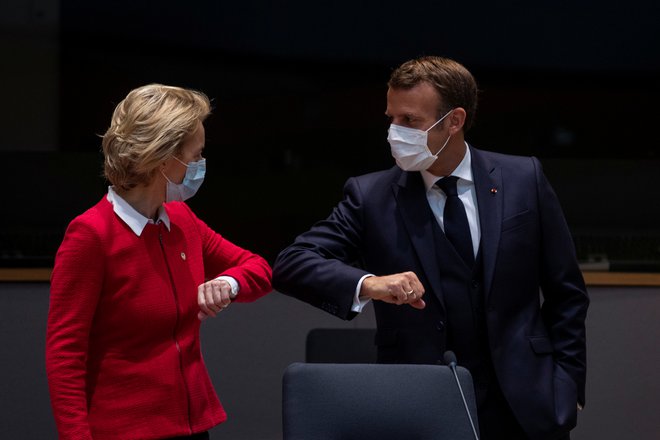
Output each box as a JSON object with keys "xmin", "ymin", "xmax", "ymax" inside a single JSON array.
[
  {"xmin": 581, "ymin": 271, "xmax": 660, "ymax": 286},
  {"xmin": 0, "ymin": 268, "xmax": 53, "ymax": 282},
  {"xmin": 2, "ymin": 268, "xmax": 660, "ymax": 286}
]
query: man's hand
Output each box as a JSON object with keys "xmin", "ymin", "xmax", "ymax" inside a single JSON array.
[
  {"xmin": 360, "ymin": 272, "xmax": 426, "ymax": 309},
  {"xmin": 197, "ymin": 279, "xmax": 236, "ymax": 320}
]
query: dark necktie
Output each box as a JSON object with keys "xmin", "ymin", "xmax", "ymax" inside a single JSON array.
[{"xmin": 436, "ymin": 176, "xmax": 474, "ymax": 266}]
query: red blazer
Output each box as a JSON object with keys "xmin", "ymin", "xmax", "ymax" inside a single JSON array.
[{"xmin": 46, "ymin": 197, "xmax": 272, "ymax": 440}]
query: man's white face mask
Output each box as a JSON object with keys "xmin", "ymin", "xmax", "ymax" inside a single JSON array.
[{"xmin": 387, "ymin": 109, "xmax": 453, "ymax": 171}]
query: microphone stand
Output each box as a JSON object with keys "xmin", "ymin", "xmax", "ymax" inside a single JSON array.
[{"xmin": 444, "ymin": 351, "xmax": 480, "ymax": 440}]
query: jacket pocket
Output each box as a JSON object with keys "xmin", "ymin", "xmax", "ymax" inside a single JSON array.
[{"xmin": 502, "ymin": 209, "xmax": 532, "ymax": 232}]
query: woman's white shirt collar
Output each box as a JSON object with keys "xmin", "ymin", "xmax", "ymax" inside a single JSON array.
[{"xmin": 107, "ymin": 186, "xmax": 171, "ymax": 236}]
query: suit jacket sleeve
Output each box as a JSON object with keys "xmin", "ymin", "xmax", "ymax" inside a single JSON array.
[
  {"xmin": 534, "ymin": 157, "xmax": 590, "ymax": 406},
  {"xmin": 273, "ymin": 177, "xmax": 371, "ymax": 320}
]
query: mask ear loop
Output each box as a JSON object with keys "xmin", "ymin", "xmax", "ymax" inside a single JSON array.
[
  {"xmin": 161, "ymin": 154, "xmax": 189, "ymax": 184},
  {"xmin": 161, "ymin": 170, "xmax": 174, "ymax": 183},
  {"xmin": 432, "ymin": 135, "xmax": 452, "ymax": 158},
  {"xmin": 427, "ymin": 109, "xmax": 454, "ymax": 158},
  {"xmin": 425, "ymin": 108, "xmax": 454, "ymax": 132},
  {"xmin": 173, "ymin": 156, "xmax": 190, "ymax": 167}
]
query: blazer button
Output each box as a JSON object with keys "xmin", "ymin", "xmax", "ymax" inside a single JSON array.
[
  {"xmin": 436, "ymin": 321, "xmax": 445, "ymax": 332},
  {"xmin": 471, "ymin": 280, "xmax": 479, "ymax": 289}
]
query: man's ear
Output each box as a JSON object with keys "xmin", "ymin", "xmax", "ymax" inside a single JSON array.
[{"xmin": 448, "ymin": 108, "xmax": 466, "ymax": 135}]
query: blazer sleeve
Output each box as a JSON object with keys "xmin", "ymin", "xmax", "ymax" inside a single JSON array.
[
  {"xmin": 183, "ymin": 204, "xmax": 272, "ymax": 302},
  {"xmin": 534, "ymin": 157, "xmax": 590, "ymax": 406},
  {"xmin": 272, "ymin": 177, "xmax": 372, "ymax": 320},
  {"xmin": 46, "ymin": 217, "xmax": 103, "ymax": 440}
]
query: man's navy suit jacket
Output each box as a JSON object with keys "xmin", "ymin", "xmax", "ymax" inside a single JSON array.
[{"xmin": 273, "ymin": 146, "xmax": 589, "ymax": 439}]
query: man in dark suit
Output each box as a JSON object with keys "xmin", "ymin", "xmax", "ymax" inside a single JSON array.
[{"xmin": 273, "ymin": 56, "xmax": 589, "ymax": 440}]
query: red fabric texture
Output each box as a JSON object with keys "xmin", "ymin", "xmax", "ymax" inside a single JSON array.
[{"xmin": 46, "ymin": 197, "xmax": 272, "ymax": 440}]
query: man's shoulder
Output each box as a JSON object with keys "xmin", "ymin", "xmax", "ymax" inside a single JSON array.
[
  {"xmin": 472, "ymin": 145, "xmax": 533, "ymax": 162},
  {"xmin": 351, "ymin": 166, "xmax": 402, "ymax": 187},
  {"xmin": 337, "ymin": 166, "xmax": 404, "ymax": 198},
  {"xmin": 471, "ymin": 145, "xmax": 538, "ymax": 172}
]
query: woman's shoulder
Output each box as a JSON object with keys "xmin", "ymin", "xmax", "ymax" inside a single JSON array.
[
  {"xmin": 75, "ymin": 194, "xmax": 112, "ymax": 217},
  {"xmin": 56, "ymin": 197, "xmax": 117, "ymax": 255},
  {"xmin": 66, "ymin": 196, "xmax": 116, "ymax": 234}
]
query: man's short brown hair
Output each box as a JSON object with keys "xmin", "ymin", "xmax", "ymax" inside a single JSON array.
[{"xmin": 388, "ymin": 56, "xmax": 478, "ymax": 131}]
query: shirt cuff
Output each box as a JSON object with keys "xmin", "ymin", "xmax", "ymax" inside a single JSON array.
[
  {"xmin": 351, "ymin": 274, "xmax": 374, "ymax": 313},
  {"xmin": 215, "ymin": 275, "xmax": 239, "ymax": 298}
]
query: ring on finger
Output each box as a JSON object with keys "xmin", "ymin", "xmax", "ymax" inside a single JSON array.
[{"xmin": 404, "ymin": 289, "xmax": 414, "ymax": 295}]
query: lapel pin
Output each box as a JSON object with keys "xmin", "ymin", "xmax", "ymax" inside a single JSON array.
[
  {"xmin": 181, "ymin": 252, "xmax": 186, "ymax": 261},
  {"xmin": 490, "ymin": 188, "xmax": 498, "ymax": 195}
]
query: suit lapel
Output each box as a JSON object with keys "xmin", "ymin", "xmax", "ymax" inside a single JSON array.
[
  {"xmin": 392, "ymin": 171, "xmax": 446, "ymax": 312},
  {"xmin": 471, "ymin": 147, "xmax": 502, "ymax": 302}
]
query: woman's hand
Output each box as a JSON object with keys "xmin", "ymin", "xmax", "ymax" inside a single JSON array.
[{"xmin": 197, "ymin": 279, "xmax": 236, "ymax": 320}]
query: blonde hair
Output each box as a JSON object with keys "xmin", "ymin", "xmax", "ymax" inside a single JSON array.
[{"xmin": 102, "ymin": 84, "xmax": 211, "ymax": 191}]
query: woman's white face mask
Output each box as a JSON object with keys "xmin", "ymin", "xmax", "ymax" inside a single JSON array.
[{"xmin": 387, "ymin": 109, "xmax": 453, "ymax": 171}]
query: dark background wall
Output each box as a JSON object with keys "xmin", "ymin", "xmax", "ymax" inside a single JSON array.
[{"xmin": 2, "ymin": 0, "xmax": 660, "ymax": 266}]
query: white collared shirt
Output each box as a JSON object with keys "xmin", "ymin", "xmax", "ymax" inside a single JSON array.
[
  {"xmin": 107, "ymin": 186, "xmax": 171, "ymax": 236},
  {"xmin": 106, "ymin": 187, "xmax": 239, "ymax": 295}
]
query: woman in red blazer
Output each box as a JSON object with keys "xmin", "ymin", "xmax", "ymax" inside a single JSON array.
[{"xmin": 46, "ymin": 84, "xmax": 272, "ymax": 440}]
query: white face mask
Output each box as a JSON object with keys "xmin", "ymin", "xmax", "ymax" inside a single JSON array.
[
  {"xmin": 162, "ymin": 157, "xmax": 206, "ymax": 202},
  {"xmin": 387, "ymin": 109, "xmax": 453, "ymax": 171}
]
